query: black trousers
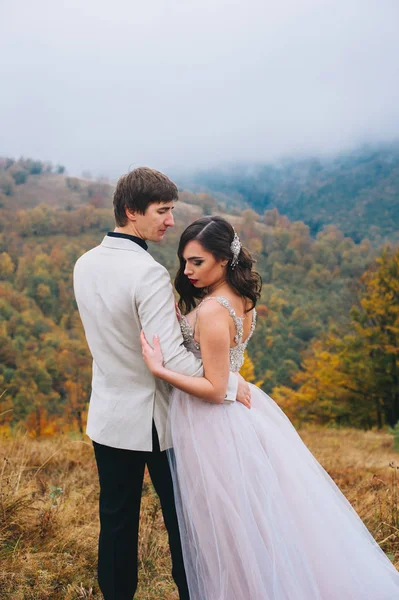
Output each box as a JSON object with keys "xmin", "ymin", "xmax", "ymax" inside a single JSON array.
[{"xmin": 93, "ymin": 423, "xmax": 189, "ymax": 600}]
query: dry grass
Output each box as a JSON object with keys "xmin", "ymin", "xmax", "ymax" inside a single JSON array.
[{"xmin": 0, "ymin": 427, "xmax": 398, "ymax": 599}]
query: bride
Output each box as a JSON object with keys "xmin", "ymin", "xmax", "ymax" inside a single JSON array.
[{"xmin": 140, "ymin": 215, "xmax": 399, "ymax": 599}]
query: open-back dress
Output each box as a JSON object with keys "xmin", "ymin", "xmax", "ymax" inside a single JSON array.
[{"xmin": 166, "ymin": 296, "xmax": 399, "ymax": 600}]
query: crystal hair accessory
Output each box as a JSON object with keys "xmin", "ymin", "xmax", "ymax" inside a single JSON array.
[{"xmin": 230, "ymin": 230, "xmax": 241, "ymax": 270}]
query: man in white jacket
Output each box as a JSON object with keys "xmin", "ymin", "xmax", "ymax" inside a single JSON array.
[{"xmin": 73, "ymin": 167, "xmax": 250, "ymax": 600}]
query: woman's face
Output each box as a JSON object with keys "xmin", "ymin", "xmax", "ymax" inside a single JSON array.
[{"xmin": 182, "ymin": 240, "xmax": 227, "ymax": 289}]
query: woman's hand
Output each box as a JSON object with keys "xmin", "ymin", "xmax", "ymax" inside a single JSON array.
[
  {"xmin": 175, "ymin": 301, "xmax": 182, "ymax": 322},
  {"xmin": 140, "ymin": 330, "xmax": 165, "ymax": 376}
]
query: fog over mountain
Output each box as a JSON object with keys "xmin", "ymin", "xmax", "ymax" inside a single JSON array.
[{"xmin": 1, "ymin": 0, "xmax": 399, "ymax": 177}]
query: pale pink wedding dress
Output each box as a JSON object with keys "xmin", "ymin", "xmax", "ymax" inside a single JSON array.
[{"xmin": 166, "ymin": 296, "xmax": 399, "ymax": 600}]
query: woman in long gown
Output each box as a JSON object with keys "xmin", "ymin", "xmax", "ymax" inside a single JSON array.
[{"xmin": 141, "ymin": 215, "xmax": 399, "ymax": 599}]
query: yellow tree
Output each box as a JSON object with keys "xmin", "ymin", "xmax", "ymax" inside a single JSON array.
[
  {"xmin": 0, "ymin": 252, "xmax": 14, "ymax": 279},
  {"xmin": 351, "ymin": 247, "xmax": 399, "ymax": 426},
  {"xmin": 57, "ymin": 341, "xmax": 91, "ymax": 433},
  {"xmin": 240, "ymin": 351, "xmax": 263, "ymax": 387},
  {"xmin": 273, "ymin": 335, "xmax": 378, "ymax": 428},
  {"xmin": 273, "ymin": 247, "xmax": 399, "ymax": 429}
]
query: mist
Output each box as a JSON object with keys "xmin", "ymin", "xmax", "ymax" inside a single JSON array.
[{"xmin": 1, "ymin": 0, "xmax": 398, "ymax": 177}]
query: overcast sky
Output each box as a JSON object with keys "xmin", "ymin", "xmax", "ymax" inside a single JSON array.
[{"xmin": 1, "ymin": 0, "xmax": 398, "ymax": 178}]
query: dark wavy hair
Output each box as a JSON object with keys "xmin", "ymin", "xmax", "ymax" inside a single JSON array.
[{"xmin": 175, "ymin": 216, "xmax": 262, "ymax": 314}]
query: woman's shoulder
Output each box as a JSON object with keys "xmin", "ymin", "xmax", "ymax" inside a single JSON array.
[
  {"xmin": 197, "ymin": 296, "xmax": 231, "ymax": 319},
  {"xmin": 197, "ymin": 294, "xmax": 252, "ymax": 323},
  {"xmin": 203, "ymin": 293, "xmax": 252, "ymax": 314}
]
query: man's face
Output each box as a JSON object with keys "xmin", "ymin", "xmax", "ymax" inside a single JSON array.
[{"xmin": 129, "ymin": 201, "xmax": 175, "ymax": 242}]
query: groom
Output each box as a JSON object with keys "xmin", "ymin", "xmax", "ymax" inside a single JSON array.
[{"xmin": 73, "ymin": 167, "xmax": 251, "ymax": 600}]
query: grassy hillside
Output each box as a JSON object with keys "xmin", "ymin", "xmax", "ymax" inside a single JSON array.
[
  {"xmin": 0, "ymin": 427, "xmax": 398, "ymax": 599},
  {"xmin": 2, "ymin": 173, "xmax": 114, "ymax": 211}
]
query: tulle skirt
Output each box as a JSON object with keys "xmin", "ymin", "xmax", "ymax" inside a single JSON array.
[{"xmin": 166, "ymin": 383, "xmax": 399, "ymax": 600}]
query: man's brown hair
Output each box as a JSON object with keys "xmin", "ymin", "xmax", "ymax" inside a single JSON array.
[{"xmin": 113, "ymin": 167, "xmax": 178, "ymax": 226}]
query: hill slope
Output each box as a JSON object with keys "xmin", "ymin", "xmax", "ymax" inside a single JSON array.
[{"xmin": 184, "ymin": 142, "xmax": 399, "ymax": 244}]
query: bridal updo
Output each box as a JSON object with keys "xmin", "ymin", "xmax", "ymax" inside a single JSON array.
[{"xmin": 175, "ymin": 216, "xmax": 262, "ymax": 314}]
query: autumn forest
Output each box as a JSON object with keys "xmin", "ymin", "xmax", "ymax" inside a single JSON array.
[{"xmin": 0, "ymin": 151, "xmax": 398, "ymax": 436}]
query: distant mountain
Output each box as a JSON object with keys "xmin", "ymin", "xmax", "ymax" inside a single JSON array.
[{"xmin": 183, "ymin": 143, "xmax": 399, "ymax": 244}]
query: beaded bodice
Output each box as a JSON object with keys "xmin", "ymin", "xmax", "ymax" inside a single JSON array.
[{"xmin": 179, "ymin": 296, "xmax": 257, "ymax": 373}]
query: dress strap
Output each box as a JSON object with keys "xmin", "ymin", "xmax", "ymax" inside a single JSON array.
[{"xmin": 196, "ymin": 296, "xmax": 244, "ymax": 344}]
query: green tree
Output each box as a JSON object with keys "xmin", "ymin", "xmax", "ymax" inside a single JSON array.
[
  {"xmin": 0, "ymin": 173, "xmax": 15, "ymax": 196},
  {"xmin": 11, "ymin": 168, "xmax": 29, "ymax": 185}
]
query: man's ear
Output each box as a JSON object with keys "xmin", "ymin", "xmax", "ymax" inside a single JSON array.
[{"xmin": 125, "ymin": 206, "xmax": 137, "ymax": 222}]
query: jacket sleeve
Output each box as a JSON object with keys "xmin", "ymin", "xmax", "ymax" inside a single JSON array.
[{"xmin": 136, "ymin": 261, "xmax": 238, "ymax": 401}]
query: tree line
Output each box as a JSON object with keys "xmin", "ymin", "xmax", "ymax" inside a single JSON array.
[{"xmin": 0, "ymin": 169, "xmax": 398, "ymax": 433}]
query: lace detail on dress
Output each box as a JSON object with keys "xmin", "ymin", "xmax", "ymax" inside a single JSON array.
[
  {"xmin": 180, "ymin": 316, "xmax": 200, "ymax": 350},
  {"xmin": 180, "ymin": 296, "xmax": 257, "ymax": 372}
]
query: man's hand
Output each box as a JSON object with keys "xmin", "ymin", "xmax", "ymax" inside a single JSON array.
[{"xmin": 236, "ymin": 374, "xmax": 251, "ymax": 409}]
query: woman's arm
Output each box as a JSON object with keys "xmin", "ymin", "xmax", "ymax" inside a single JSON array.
[{"xmin": 141, "ymin": 301, "xmax": 234, "ymax": 404}]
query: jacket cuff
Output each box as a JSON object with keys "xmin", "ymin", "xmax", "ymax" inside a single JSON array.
[{"xmin": 224, "ymin": 371, "xmax": 238, "ymax": 403}]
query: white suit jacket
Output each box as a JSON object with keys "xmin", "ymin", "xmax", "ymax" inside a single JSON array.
[{"xmin": 73, "ymin": 235, "xmax": 238, "ymax": 451}]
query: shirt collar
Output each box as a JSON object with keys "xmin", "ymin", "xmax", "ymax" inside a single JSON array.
[{"xmin": 107, "ymin": 231, "xmax": 148, "ymax": 251}]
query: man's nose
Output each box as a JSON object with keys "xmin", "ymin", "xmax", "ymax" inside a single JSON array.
[{"xmin": 165, "ymin": 212, "xmax": 175, "ymax": 227}]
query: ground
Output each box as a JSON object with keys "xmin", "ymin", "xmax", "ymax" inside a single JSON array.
[{"xmin": 0, "ymin": 426, "xmax": 398, "ymax": 599}]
